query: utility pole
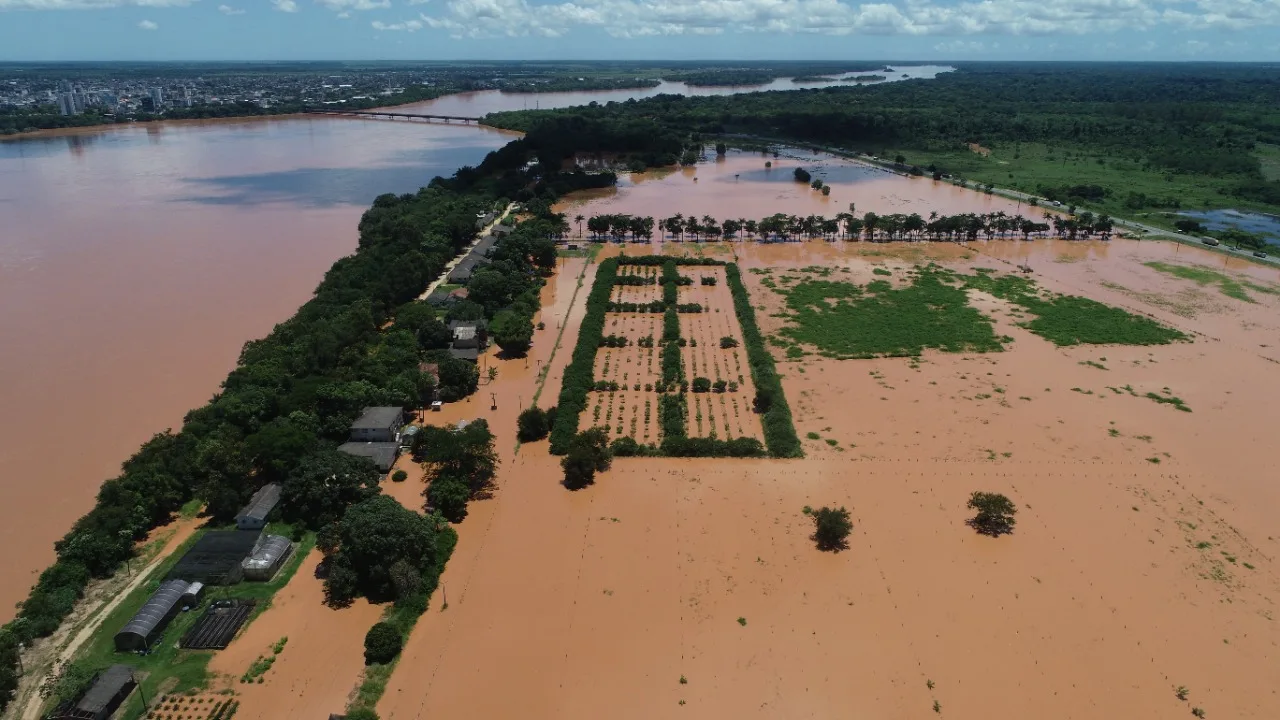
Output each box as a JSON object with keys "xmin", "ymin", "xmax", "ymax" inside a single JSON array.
[
  {"xmin": 133, "ymin": 670, "xmax": 150, "ymax": 710},
  {"xmin": 490, "ymin": 392, "xmax": 497, "ymax": 410}
]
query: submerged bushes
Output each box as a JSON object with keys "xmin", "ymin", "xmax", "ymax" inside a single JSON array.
[
  {"xmin": 726, "ymin": 264, "xmax": 803, "ymax": 458},
  {"xmin": 550, "ymin": 258, "xmax": 618, "ymax": 453}
]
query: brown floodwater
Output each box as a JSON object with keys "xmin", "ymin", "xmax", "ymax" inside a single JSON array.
[
  {"xmin": 555, "ymin": 150, "xmax": 1036, "ymax": 230},
  {"xmin": 0, "ymin": 117, "xmax": 513, "ymax": 619}
]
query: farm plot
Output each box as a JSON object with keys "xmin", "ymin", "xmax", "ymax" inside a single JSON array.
[
  {"xmin": 591, "ymin": 311, "xmax": 663, "ymax": 444},
  {"xmin": 679, "ymin": 267, "xmax": 764, "ymax": 442}
]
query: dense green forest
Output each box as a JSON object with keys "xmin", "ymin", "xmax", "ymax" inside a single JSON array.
[
  {"xmin": 486, "ymin": 63, "xmax": 1280, "ymax": 217},
  {"xmin": 0, "ymin": 115, "xmax": 655, "ymax": 712}
]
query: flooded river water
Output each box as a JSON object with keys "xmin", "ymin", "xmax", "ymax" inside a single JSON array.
[{"xmin": 0, "ymin": 63, "xmax": 974, "ymax": 619}]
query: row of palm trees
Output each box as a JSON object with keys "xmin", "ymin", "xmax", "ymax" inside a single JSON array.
[{"xmin": 566, "ymin": 207, "xmax": 1115, "ymax": 243}]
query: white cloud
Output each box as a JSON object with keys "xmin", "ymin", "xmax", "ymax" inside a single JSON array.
[
  {"xmin": 408, "ymin": 0, "xmax": 1280, "ymax": 39},
  {"xmin": 272, "ymin": 0, "xmax": 298, "ymax": 10},
  {"xmin": 0, "ymin": 0, "xmax": 193, "ymax": 8},
  {"xmin": 373, "ymin": 17, "xmax": 424, "ymax": 29},
  {"xmin": 316, "ymin": 0, "xmax": 388, "ymax": 11},
  {"xmin": 218, "ymin": 3, "xmax": 245, "ymax": 12},
  {"xmin": 137, "ymin": 17, "xmax": 157, "ymax": 27}
]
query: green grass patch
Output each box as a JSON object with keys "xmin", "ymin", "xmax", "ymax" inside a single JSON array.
[
  {"xmin": 872, "ymin": 267, "xmax": 893, "ymax": 276},
  {"xmin": 67, "ymin": 523, "xmax": 315, "ymax": 720},
  {"xmin": 1144, "ymin": 391, "xmax": 1192, "ymax": 412},
  {"xmin": 1144, "ymin": 261, "xmax": 1280, "ymax": 303},
  {"xmin": 775, "ymin": 265, "xmax": 1005, "ymax": 358},
  {"xmin": 963, "ymin": 271, "xmax": 1187, "ymax": 346},
  {"xmin": 891, "ymin": 141, "xmax": 1269, "ymax": 221}
]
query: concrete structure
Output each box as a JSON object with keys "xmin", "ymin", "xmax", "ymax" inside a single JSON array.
[
  {"xmin": 349, "ymin": 406, "xmax": 404, "ymax": 443},
  {"xmin": 51, "ymin": 665, "xmax": 135, "ymax": 720},
  {"xmin": 337, "ymin": 441, "xmax": 400, "ymax": 472},
  {"xmin": 235, "ymin": 483, "xmax": 281, "ymax": 530},
  {"xmin": 115, "ymin": 579, "xmax": 189, "ymax": 651},
  {"xmin": 149, "ymin": 87, "xmax": 164, "ymax": 108}
]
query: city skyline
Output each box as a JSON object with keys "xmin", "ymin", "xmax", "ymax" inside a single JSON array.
[{"xmin": 1, "ymin": 0, "xmax": 1279, "ymax": 62}]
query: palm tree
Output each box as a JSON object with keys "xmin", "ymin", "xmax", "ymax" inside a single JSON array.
[{"xmin": 575, "ymin": 214, "xmax": 585, "ymax": 238}]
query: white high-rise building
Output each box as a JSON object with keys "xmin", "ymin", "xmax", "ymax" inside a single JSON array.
[
  {"xmin": 150, "ymin": 87, "xmax": 164, "ymax": 108},
  {"xmin": 57, "ymin": 93, "xmax": 77, "ymax": 116}
]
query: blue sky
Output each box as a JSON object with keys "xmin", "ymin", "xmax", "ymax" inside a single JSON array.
[{"xmin": 1, "ymin": 0, "xmax": 1279, "ymax": 61}]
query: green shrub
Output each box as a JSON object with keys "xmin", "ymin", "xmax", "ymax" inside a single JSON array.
[
  {"xmin": 692, "ymin": 377, "xmax": 711, "ymax": 393},
  {"xmin": 517, "ymin": 406, "xmax": 553, "ymax": 442},
  {"xmin": 811, "ymin": 506, "xmax": 853, "ymax": 551},
  {"xmin": 391, "ymin": 470, "xmax": 408, "ymax": 483},
  {"xmin": 966, "ymin": 492, "xmax": 1017, "ymax": 536},
  {"xmin": 363, "ymin": 622, "xmax": 403, "ymax": 665}
]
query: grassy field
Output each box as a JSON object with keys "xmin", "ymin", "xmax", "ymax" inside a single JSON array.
[
  {"xmin": 1144, "ymin": 261, "xmax": 1280, "ymax": 303},
  {"xmin": 63, "ymin": 522, "xmax": 315, "ymax": 720},
  {"xmin": 768, "ymin": 265, "xmax": 1186, "ymax": 358},
  {"xmin": 774, "ymin": 266, "xmax": 1005, "ymax": 359},
  {"xmin": 891, "ymin": 142, "xmax": 1270, "ymax": 222}
]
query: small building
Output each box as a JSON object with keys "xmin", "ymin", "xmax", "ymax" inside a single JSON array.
[
  {"xmin": 472, "ymin": 234, "xmax": 497, "ymax": 258},
  {"xmin": 349, "ymin": 406, "xmax": 405, "ymax": 443},
  {"xmin": 449, "ymin": 321, "xmax": 486, "ymax": 363},
  {"xmin": 181, "ymin": 581, "xmax": 205, "ymax": 610},
  {"xmin": 50, "ymin": 665, "xmax": 136, "ymax": 720},
  {"xmin": 446, "ymin": 254, "xmax": 489, "ymax": 285},
  {"xmin": 235, "ymin": 483, "xmax": 281, "ymax": 531},
  {"xmin": 242, "ymin": 535, "xmax": 294, "ymax": 581},
  {"xmin": 491, "ymin": 223, "xmax": 513, "ymax": 237},
  {"xmin": 115, "ymin": 579, "xmax": 189, "ymax": 652},
  {"xmin": 475, "ymin": 211, "xmax": 495, "ymax": 229},
  {"xmin": 337, "ymin": 441, "xmax": 401, "ymax": 472}
]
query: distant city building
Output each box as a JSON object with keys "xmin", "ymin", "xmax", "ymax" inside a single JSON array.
[
  {"xmin": 57, "ymin": 93, "xmax": 77, "ymax": 116},
  {"xmin": 182, "ymin": 86, "xmax": 193, "ymax": 107},
  {"xmin": 150, "ymin": 87, "xmax": 164, "ymax": 108}
]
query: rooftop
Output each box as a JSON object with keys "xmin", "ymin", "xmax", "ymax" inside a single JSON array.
[
  {"xmin": 337, "ymin": 441, "xmax": 400, "ymax": 470},
  {"xmin": 236, "ymin": 483, "xmax": 281, "ymax": 523},
  {"xmin": 351, "ymin": 406, "xmax": 403, "ymax": 430},
  {"xmin": 74, "ymin": 665, "xmax": 135, "ymax": 714}
]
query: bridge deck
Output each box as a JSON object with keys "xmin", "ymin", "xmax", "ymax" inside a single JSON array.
[{"xmin": 303, "ymin": 109, "xmax": 482, "ymax": 123}]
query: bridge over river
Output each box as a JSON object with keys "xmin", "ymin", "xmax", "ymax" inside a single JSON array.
[{"xmin": 302, "ymin": 108, "xmax": 483, "ymax": 124}]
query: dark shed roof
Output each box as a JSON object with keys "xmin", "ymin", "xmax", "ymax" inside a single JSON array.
[
  {"xmin": 337, "ymin": 441, "xmax": 400, "ymax": 471},
  {"xmin": 473, "ymin": 234, "xmax": 497, "ymax": 257},
  {"xmin": 76, "ymin": 665, "xmax": 135, "ymax": 715},
  {"xmin": 236, "ymin": 483, "xmax": 281, "ymax": 524},
  {"xmin": 118, "ymin": 580, "xmax": 188, "ymax": 646},
  {"xmin": 351, "ymin": 407, "xmax": 403, "ymax": 430}
]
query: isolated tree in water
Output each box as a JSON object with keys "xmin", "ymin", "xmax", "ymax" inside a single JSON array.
[
  {"xmin": 966, "ymin": 492, "xmax": 1017, "ymax": 536},
  {"xmin": 810, "ymin": 506, "xmax": 853, "ymax": 551},
  {"xmin": 561, "ymin": 427, "xmax": 612, "ymax": 490}
]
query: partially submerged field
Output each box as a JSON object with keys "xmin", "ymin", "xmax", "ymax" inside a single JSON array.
[{"xmin": 370, "ymin": 220, "xmax": 1280, "ymax": 716}]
